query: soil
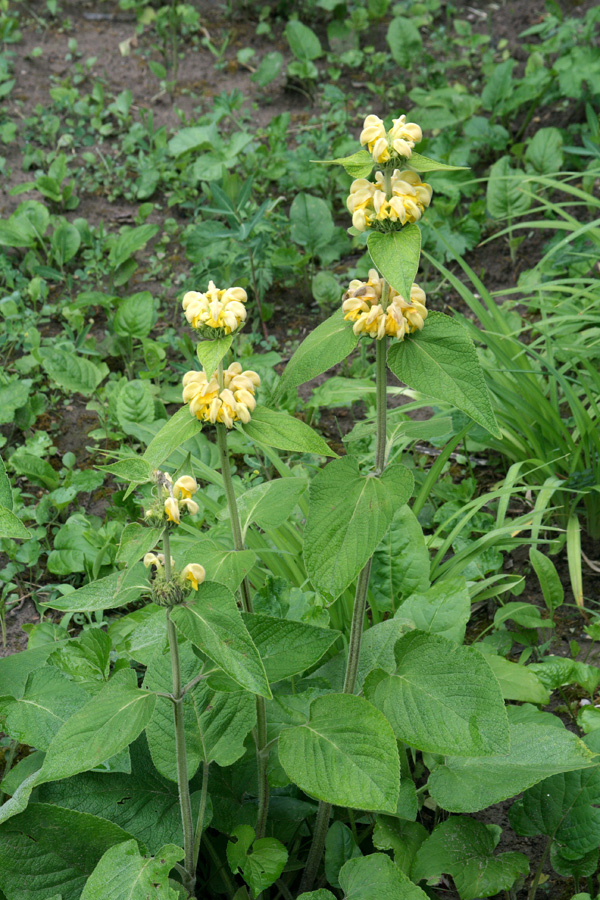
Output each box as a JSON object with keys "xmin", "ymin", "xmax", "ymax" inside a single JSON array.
[{"xmin": 1, "ymin": 1, "xmax": 600, "ymax": 898}]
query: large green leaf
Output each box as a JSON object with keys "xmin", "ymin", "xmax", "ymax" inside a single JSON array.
[
  {"xmin": 278, "ymin": 693, "xmax": 400, "ymax": 812},
  {"xmin": 387, "ymin": 311, "xmax": 501, "ymax": 437},
  {"xmin": 367, "ymin": 226, "xmax": 421, "ymax": 304},
  {"xmin": 113, "ymin": 292, "xmax": 155, "ymax": 339},
  {"xmin": 144, "ymin": 642, "xmax": 255, "ymax": 781},
  {"xmin": 412, "ymin": 817, "xmax": 529, "ymax": 900},
  {"xmin": 41, "ymin": 568, "xmax": 143, "ymax": 613},
  {"xmin": 4, "ymin": 666, "xmax": 88, "ymax": 750},
  {"xmin": 38, "ymin": 669, "xmax": 156, "ymax": 785},
  {"xmin": 0, "ymin": 643, "xmax": 69, "ymax": 700},
  {"xmin": 142, "ymin": 406, "xmax": 203, "ymax": 470},
  {"xmin": 369, "ymin": 631, "xmax": 508, "ymax": 756},
  {"xmin": 275, "ymin": 308, "xmax": 359, "ymax": 398},
  {"xmin": 339, "ymin": 853, "xmax": 428, "ymax": 900},
  {"xmin": 370, "ymin": 505, "xmax": 430, "ymax": 614},
  {"xmin": 290, "ymin": 193, "xmax": 333, "ymax": 257},
  {"xmin": 40, "ymin": 347, "xmax": 107, "ymax": 396},
  {"xmin": 510, "ymin": 748, "xmax": 600, "ymax": 860},
  {"xmin": 305, "ymin": 457, "xmax": 413, "ymax": 599},
  {"xmin": 81, "ymin": 839, "xmax": 182, "ymax": 900},
  {"xmin": 486, "ymin": 156, "xmax": 531, "ymax": 220},
  {"xmin": 0, "ymin": 804, "xmax": 138, "ymax": 900},
  {"xmin": 196, "ymin": 335, "xmax": 233, "ymax": 375},
  {"xmin": 242, "ymin": 407, "xmax": 336, "ymax": 457},
  {"xmin": 116, "ymin": 524, "xmax": 163, "ymax": 569},
  {"xmin": 242, "ymin": 613, "xmax": 339, "ymax": 683},
  {"xmin": 177, "ymin": 540, "xmax": 256, "ymax": 592},
  {"xmin": 429, "ymin": 723, "xmax": 598, "ymax": 813},
  {"xmin": 170, "ymin": 581, "xmax": 271, "ymax": 698},
  {"xmin": 38, "ymin": 735, "xmax": 192, "ymax": 854},
  {"xmin": 393, "ymin": 577, "xmax": 470, "ymax": 644},
  {"xmin": 478, "ymin": 650, "xmax": 550, "ymax": 705}
]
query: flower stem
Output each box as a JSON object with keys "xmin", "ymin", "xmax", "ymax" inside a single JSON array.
[
  {"xmin": 300, "ymin": 332, "xmax": 388, "ymax": 893},
  {"xmin": 215, "ymin": 416, "xmax": 270, "ymax": 840},
  {"xmin": 165, "ymin": 536, "xmax": 196, "ymax": 895}
]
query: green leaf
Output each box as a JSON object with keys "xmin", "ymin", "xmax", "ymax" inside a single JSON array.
[
  {"xmin": 339, "ymin": 853, "xmax": 429, "ymax": 900},
  {"xmin": 0, "ymin": 643, "xmax": 68, "ymax": 700},
  {"xmin": 109, "ymin": 224, "xmax": 159, "ymax": 269},
  {"xmin": 4, "ymin": 666, "xmax": 89, "ymax": 750},
  {"xmin": 144, "ymin": 642, "xmax": 255, "ymax": 781},
  {"xmin": 407, "ymin": 152, "xmax": 469, "ymax": 173},
  {"xmin": 242, "ymin": 613, "xmax": 340, "ymax": 683},
  {"xmin": 393, "ymin": 577, "xmax": 470, "ymax": 644},
  {"xmin": 325, "ymin": 821, "xmax": 361, "ymax": 889},
  {"xmin": 0, "ymin": 380, "xmax": 31, "ymax": 425},
  {"xmin": 51, "ymin": 221, "xmax": 81, "ymax": 266},
  {"xmin": 486, "ymin": 156, "xmax": 531, "ymax": 220},
  {"xmin": 38, "ymin": 669, "xmax": 157, "ymax": 784},
  {"xmin": 179, "ymin": 540, "xmax": 256, "ymax": 593},
  {"xmin": 370, "ymin": 505, "xmax": 430, "ymax": 613},
  {"xmin": 0, "ymin": 804, "xmax": 139, "ymax": 900},
  {"xmin": 494, "ymin": 601, "xmax": 552, "ymax": 630},
  {"xmin": 81, "ymin": 840, "xmax": 183, "ymax": 900},
  {"xmin": 38, "ymin": 735, "xmax": 196, "ymax": 855},
  {"xmin": 370, "ymin": 631, "xmax": 509, "ymax": 756},
  {"xmin": 117, "ymin": 379, "xmax": 155, "ymax": 428},
  {"xmin": 528, "ymin": 656, "xmax": 600, "ymax": 696},
  {"xmin": 275, "ymin": 308, "xmax": 359, "ymax": 398},
  {"xmin": 98, "ymin": 456, "xmax": 154, "ymax": 483},
  {"xmin": 314, "ymin": 618, "xmax": 407, "ymax": 693},
  {"xmin": 170, "ymin": 581, "xmax": 271, "ymax": 698},
  {"xmin": 0, "ymin": 505, "xmax": 30, "ymax": 539},
  {"xmin": 298, "ymin": 893, "xmax": 335, "ymax": 900},
  {"xmin": 510, "ymin": 767, "xmax": 600, "ymax": 860},
  {"xmin": 117, "ymin": 524, "xmax": 163, "ymax": 569},
  {"xmin": 114, "ymin": 292, "xmax": 155, "ymax": 339},
  {"xmin": 305, "ymin": 457, "xmax": 414, "ymax": 599},
  {"xmin": 168, "ymin": 124, "xmax": 219, "ymax": 157},
  {"xmin": 10, "ymin": 449, "xmax": 59, "ymax": 489},
  {"xmin": 228, "ymin": 477, "xmax": 307, "ymax": 538},
  {"xmin": 314, "ymin": 150, "xmax": 374, "ymax": 179},
  {"xmin": 290, "ymin": 193, "xmax": 334, "ymax": 257},
  {"xmin": 0, "ymin": 455, "xmax": 12, "ymax": 509},
  {"xmin": 429, "ymin": 723, "xmax": 598, "ymax": 813},
  {"xmin": 285, "ymin": 20, "xmax": 323, "ymax": 60},
  {"xmin": 251, "ymin": 51, "xmax": 284, "ymax": 88},
  {"xmin": 412, "ymin": 817, "xmax": 529, "ymax": 900},
  {"xmin": 386, "ymin": 15, "xmax": 422, "ymax": 67},
  {"xmin": 529, "ymin": 547, "xmax": 564, "ymax": 612},
  {"xmin": 478, "ymin": 650, "xmax": 550, "ymax": 705},
  {"xmin": 481, "ymin": 58, "xmax": 515, "ymax": 111},
  {"xmin": 40, "ymin": 347, "xmax": 107, "ymax": 396},
  {"xmin": 387, "ymin": 311, "xmax": 501, "ymax": 437},
  {"xmin": 227, "ymin": 825, "xmax": 288, "ymax": 898},
  {"xmin": 242, "ymin": 407, "xmax": 336, "ymax": 457},
  {"xmin": 278, "ymin": 693, "xmax": 400, "ymax": 812},
  {"xmin": 367, "ymin": 226, "xmax": 421, "ymax": 304},
  {"xmin": 373, "ymin": 818, "xmax": 428, "ymax": 875},
  {"xmin": 0, "ymin": 220, "xmax": 36, "ymax": 247},
  {"xmin": 143, "ymin": 406, "xmax": 203, "ymax": 470},
  {"xmin": 196, "ymin": 335, "xmax": 233, "ymax": 375},
  {"xmin": 525, "ymin": 127, "xmax": 563, "ymax": 175},
  {"xmin": 42, "ymin": 569, "xmax": 142, "ymax": 612}
]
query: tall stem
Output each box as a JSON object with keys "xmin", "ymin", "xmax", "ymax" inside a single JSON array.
[
  {"xmin": 192, "ymin": 760, "xmax": 210, "ymax": 871},
  {"xmin": 165, "ymin": 528, "xmax": 196, "ymax": 895},
  {"xmin": 300, "ymin": 335, "xmax": 387, "ymax": 893},
  {"xmin": 215, "ymin": 405, "xmax": 270, "ymax": 839}
]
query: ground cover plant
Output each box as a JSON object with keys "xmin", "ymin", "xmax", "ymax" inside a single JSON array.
[{"xmin": 1, "ymin": 1, "xmax": 600, "ymax": 899}]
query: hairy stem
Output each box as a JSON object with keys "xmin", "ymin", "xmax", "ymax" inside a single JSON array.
[
  {"xmin": 300, "ymin": 332, "xmax": 387, "ymax": 892},
  {"xmin": 215, "ymin": 411, "xmax": 270, "ymax": 839},
  {"xmin": 164, "ymin": 531, "xmax": 196, "ymax": 896},
  {"xmin": 192, "ymin": 760, "xmax": 210, "ymax": 872}
]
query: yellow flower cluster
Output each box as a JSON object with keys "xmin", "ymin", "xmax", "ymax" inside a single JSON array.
[
  {"xmin": 182, "ymin": 362, "xmax": 260, "ymax": 429},
  {"xmin": 347, "ymin": 169, "xmax": 432, "ymax": 233},
  {"xmin": 182, "ymin": 281, "xmax": 247, "ymax": 338},
  {"xmin": 163, "ymin": 475, "xmax": 200, "ymax": 524},
  {"xmin": 360, "ymin": 114, "xmax": 422, "ymax": 165},
  {"xmin": 342, "ymin": 269, "xmax": 427, "ymax": 341}
]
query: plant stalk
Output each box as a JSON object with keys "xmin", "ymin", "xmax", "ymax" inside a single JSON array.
[
  {"xmin": 300, "ymin": 331, "xmax": 387, "ymax": 893},
  {"xmin": 215, "ymin": 400, "xmax": 270, "ymax": 839},
  {"xmin": 528, "ymin": 834, "xmax": 552, "ymax": 900},
  {"xmin": 165, "ymin": 539, "xmax": 196, "ymax": 894},
  {"xmin": 192, "ymin": 760, "xmax": 210, "ymax": 871}
]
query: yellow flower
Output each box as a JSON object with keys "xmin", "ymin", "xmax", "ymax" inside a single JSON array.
[
  {"xmin": 342, "ymin": 270, "xmax": 428, "ymax": 341},
  {"xmin": 359, "ymin": 112, "xmax": 422, "ymax": 164},
  {"xmin": 182, "ymin": 281, "xmax": 247, "ymax": 338},
  {"xmin": 173, "ymin": 476, "xmax": 198, "ymax": 500},
  {"xmin": 182, "ymin": 563, "xmax": 206, "ymax": 591},
  {"xmin": 164, "ymin": 497, "xmax": 180, "ymax": 524},
  {"xmin": 144, "ymin": 552, "xmax": 174, "ymax": 569},
  {"xmin": 182, "ymin": 362, "xmax": 260, "ymax": 429},
  {"xmin": 347, "ymin": 169, "xmax": 432, "ymax": 232}
]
